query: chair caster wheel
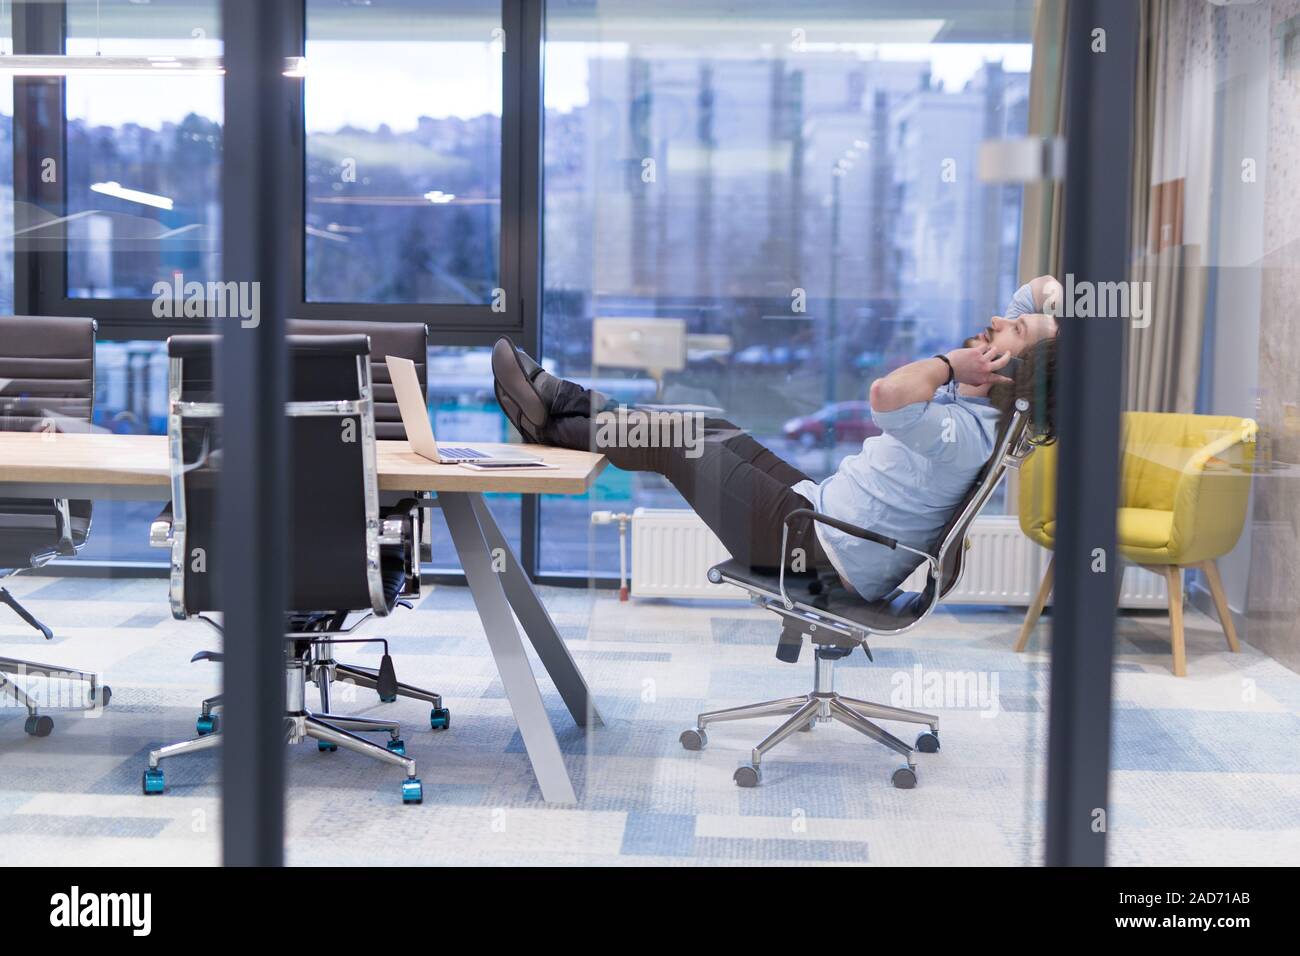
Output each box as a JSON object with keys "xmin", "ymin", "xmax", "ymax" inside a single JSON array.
[
  {"xmin": 430, "ymin": 707, "xmax": 450, "ymax": 730},
  {"xmin": 915, "ymin": 731, "xmax": 940, "ymax": 753},
  {"xmin": 679, "ymin": 728, "xmax": 707, "ymax": 751},
  {"xmin": 142, "ymin": 768, "xmax": 165, "ymax": 795},
  {"xmin": 733, "ymin": 765, "xmax": 761, "ymax": 788},
  {"xmin": 318, "ymin": 741, "xmax": 338, "ymax": 753},
  {"xmin": 387, "ymin": 738, "xmax": 406, "ymax": 756},
  {"xmin": 196, "ymin": 714, "xmax": 219, "ymax": 736},
  {"xmin": 401, "ymin": 777, "xmax": 423, "ymax": 804},
  {"xmin": 379, "ymin": 694, "xmax": 397, "ymax": 703},
  {"xmin": 892, "ymin": 766, "xmax": 918, "ymax": 789},
  {"xmin": 799, "ymin": 721, "xmax": 815, "ymax": 732},
  {"xmin": 24, "ymin": 715, "xmax": 53, "ymax": 737}
]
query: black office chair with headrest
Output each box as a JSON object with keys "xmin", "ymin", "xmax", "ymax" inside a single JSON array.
[
  {"xmin": 286, "ymin": 318, "xmax": 429, "ymax": 441},
  {"xmin": 144, "ymin": 333, "xmax": 428, "ymax": 804},
  {"xmin": 680, "ymin": 400, "xmax": 1037, "ymax": 789},
  {"xmin": 285, "ymin": 318, "xmax": 447, "ymax": 726},
  {"xmin": 0, "ymin": 315, "xmax": 109, "ymax": 737}
]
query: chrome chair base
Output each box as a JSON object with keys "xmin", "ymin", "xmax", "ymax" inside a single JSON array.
[
  {"xmin": 1, "ymin": 654, "xmax": 109, "ymax": 737},
  {"xmin": 143, "ymin": 656, "xmax": 423, "ymax": 804},
  {"xmin": 306, "ymin": 640, "xmax": 448, "ymax": 728},
  {"xmin": 194, "ymin": 640, "xmax": 450, "ymax": 732},
  {"xmin": 680, "ymin": 647, "xmax": 939, "ymax": 789}
]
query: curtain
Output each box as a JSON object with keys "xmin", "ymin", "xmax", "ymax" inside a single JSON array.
[{"xmin": 1124, "ymin": 0, "xmax": 1215, "ymax": 413}]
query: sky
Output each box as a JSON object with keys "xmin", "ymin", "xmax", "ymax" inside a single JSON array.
[{"xmin": 42, "ymin": 38, "xmax": 1030, "ymax": 132}]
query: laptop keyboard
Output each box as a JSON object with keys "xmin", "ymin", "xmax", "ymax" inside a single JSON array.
[{"xmin": 439, "ymin": 447, "xmax": 486, "ymax": 460}]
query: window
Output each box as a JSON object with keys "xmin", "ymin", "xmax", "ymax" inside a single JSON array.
[
  {"xmin": 539, "ymin": 4, "xmax": 1034, "ymax": 575},
  {"xmin": 64, "ymin": 0, "xmax": 223, "ymax": 299},
  {"xmin": 303, "ymin": 0, "xmax": 503, "ymax": 305}
]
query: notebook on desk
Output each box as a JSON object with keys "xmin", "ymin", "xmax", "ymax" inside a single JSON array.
[{"xmin": 386, "ymin": 355, "xmax": 546, "ymax": 467}]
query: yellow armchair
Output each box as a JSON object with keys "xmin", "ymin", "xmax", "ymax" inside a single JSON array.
[{"xmin": 1014, "ymin": 412, "xmax": 1256, "ymax": 675}]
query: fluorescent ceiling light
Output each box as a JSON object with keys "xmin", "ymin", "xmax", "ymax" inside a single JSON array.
[
  {"xmin": 90, "ymin": 181, "xmax": 174, "ymax": 211},
  {"xmin": 0, "ymin": 55, "xmax": 223, "ymax": 76},
  {"xmin": 0, "ymin": 55, "xmax": 306, "ymax": 77}
]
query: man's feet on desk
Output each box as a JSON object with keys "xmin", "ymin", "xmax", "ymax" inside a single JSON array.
[{"xmin": 492, "ymin": 336, "xmax": 555, "ymax": 443}]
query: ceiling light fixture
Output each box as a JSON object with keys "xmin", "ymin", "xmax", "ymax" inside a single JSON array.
[
  {"xmin": 90, "ymin": 181, "xmax": 175, "ymax": 210},
  {"xmin": 0, "ymin": 55, "xmax": 306, "ymax": 77}
]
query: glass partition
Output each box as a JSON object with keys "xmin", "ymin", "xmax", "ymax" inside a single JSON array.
[
  {"xmin": 1102, "ymin": 0, "xmax": 1299, "ymax": 868},
  {"xmin": 537, "ymin": 0, "xmax": 1052, "ymax": 866},
  {"xmin": 540, "ymin": 3, "xmax": 1035, "ymax": 578}
]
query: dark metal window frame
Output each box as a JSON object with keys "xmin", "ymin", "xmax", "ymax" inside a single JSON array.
[{"xmin": 16, "ymin": 0, "xmax": 536, "ymax": 343}]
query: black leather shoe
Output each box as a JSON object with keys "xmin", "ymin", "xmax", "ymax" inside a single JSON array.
[{"xmin": 492, "ymin": 337, "xmax": 548, "ymax": 442}]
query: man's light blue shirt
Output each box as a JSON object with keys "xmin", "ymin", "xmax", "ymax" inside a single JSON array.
[
  {"xmin": 792, "ymin": 385, "xmax": 1001, "ymax": 601},
  {"xmin": 789, "ymin": 280, "xmax": 1032, "ymax": 600}
]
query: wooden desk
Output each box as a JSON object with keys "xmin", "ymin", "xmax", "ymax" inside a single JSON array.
[
  {"xmin": 0, "ymin": 431, "xmax": 607, "ymax": 804},
  {"xmin": 0, "ymin": 432, "xmax": 603, "ymax": 496}
]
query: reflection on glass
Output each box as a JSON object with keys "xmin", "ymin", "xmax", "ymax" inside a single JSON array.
[
  {"xmin": 304, "ymin": 0, "xmax": 503, "ymax": 304},
  {"xmin": 86, "ymin": 342, "xmax": 521, "ymax": 564},
  {"xmin": 540, "ymin": 6, "xmax": 1033, "ymax": 575},
  {"xmin": 1102, "ymin": 0, "xmax": 1298, "ymax": 866},
  {"xmin": 421, "ymin": 346, "xmax": 520, "ymax": 563},
  {"xmin": 1, "ymin": 7, "xmax": 13, "ymax": 310},
  {"xmin": 63, "ymin": 1, "xmax": 223, "ymax": 298}
]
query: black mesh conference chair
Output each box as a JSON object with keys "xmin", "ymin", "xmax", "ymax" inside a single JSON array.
[
  {"xmin": 0, "ymin": 315, "xmax": 109, "ymax": 737},
  {"xmin": 144, "ymin": 333, "xmax": 430, "ymax": 804},
  {"xmin": 680, "ymin": 400, "xmax": 1036, "ymax": 789},
  {"xmin": 286, "ymin": 318, "xmax": 447, "ymax": 727}
]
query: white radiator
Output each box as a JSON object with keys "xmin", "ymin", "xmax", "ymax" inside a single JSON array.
[
  {"xmin": 630, "ymin": 509, "xmax": 742, "ymax": 599},
  {"xmin": 629, "ymin": 509, "xmax": 1169, "ymax": 608}
]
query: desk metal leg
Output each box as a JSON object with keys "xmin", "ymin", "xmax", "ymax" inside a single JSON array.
[
  {"xmin": 468, "ymin": 493, "xmax": 602, "ymax": 728},
  {"xmin": 441, "ymin": 492, "xmax": 578, "ymax": 804}
]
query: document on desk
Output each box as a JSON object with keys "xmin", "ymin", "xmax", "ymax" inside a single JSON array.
[{"xmin": 458, "ymin": 460, "xmax": 558, "ymax": 471}]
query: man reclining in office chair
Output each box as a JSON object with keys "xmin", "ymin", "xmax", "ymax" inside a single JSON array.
[{"xmin": 492, "ymin": 278, "xmax": 1060, "ymax": 603}]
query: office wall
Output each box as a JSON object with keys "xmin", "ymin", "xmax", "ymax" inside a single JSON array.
[{"xmin": 1242, "ymin": 0, "xmax": 1300, "ymax": 673}]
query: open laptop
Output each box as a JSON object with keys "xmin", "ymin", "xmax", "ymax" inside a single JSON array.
[{"xmin": 386, "ymin": 355, "xmax": 543, "ymax": 466}]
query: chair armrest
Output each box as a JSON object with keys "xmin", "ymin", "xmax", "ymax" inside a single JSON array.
[
  {"xmin": 783, "ymin": 508, "xmax": 898, "ymax": 551},
  {"xmin": 778, "ymin": 508, "xmax": 937, "ymax": 610},
  {"xmin": 149, "ymin": 502, "xmax": 174, "ymax": 549},
  {"xmin": 376, "ymin": 497, "xmax": 419, "ymax": 546},
  {"xmin": 377, "ymin": 518, "xmax": 406, "ymax": 545}
]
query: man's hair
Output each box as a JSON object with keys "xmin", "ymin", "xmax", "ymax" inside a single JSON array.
[{"xmin": 987, "ymin": 336, "xmax": 1058, "ymax": 444}]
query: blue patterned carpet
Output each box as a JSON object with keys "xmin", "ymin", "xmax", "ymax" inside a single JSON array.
[{"xmin": 2, "ymin": 576, "xmax": 1298, "ymax": 866}]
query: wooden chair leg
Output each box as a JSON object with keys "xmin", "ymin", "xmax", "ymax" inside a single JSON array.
[
  {"xmin": 1200, "ymin": 560, "xmax": 1240, "ymax": 653},
  {"xmin": 1015, "ymin": 556, "xmax": 1055, "ymax": 652},
  {"xmin": 1164, "ymin": 566, "xmax": 1186, "ymax": 677}
]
